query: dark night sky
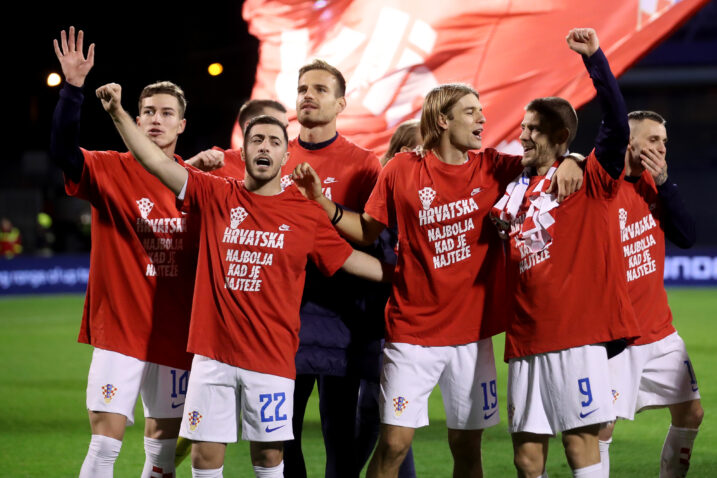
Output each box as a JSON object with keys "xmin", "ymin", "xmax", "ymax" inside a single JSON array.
[{"xmin": 15, "ymin": 2, "xmax": 256, "ymax": 161}]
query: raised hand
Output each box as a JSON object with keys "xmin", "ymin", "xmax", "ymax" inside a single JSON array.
[
  {"xmin": 566, "ymin": 28, "xmax": 599, "ymax": 57},
  {"xmin": 53, "ymin": 26, "xmax": 95, "ymax": 88},
  {"xmin": 96, "ymin": 83, "xmax": 123, "ymax": 117},
  {"xmin": 640, "ymin": 146, "xmax": 668, "ymax": 186},
  {"xmin": 292, "ymin": 162, "xmax": 324, "ymax": 201}
]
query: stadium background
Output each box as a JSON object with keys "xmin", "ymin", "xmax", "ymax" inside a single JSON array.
[{"xmin": 1, "ymin": 1, "xmax": 716, "ymax": 476}]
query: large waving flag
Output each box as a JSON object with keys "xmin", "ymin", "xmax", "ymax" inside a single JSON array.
[{"xmin": 236, "ymin": 0, "xmax": 709, "ymax": 155}]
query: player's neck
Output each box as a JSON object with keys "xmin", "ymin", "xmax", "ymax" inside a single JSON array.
[
  {"xmin": 434, "ymin": 143, "xmax": 469, "ymax": 165},
  {"xmin": 243, "ymin": 176, "xmax": 282, "ymax": 196},
  {"xmin": 160, "ymin": 142, "xmax": 177, "ymax": 160},
  {"xmin": 299, "ymin": 123, "xmax": 338, "ymax": 144}
]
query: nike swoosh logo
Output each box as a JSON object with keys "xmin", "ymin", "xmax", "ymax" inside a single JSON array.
[
  {"xmin": 171, "ymin": 402, "xmax": 185, "ymax": 409},
  {"xmin": 579, "ymin": 408, "xmax": 598, "ymax": 419},
  {"xmin": 484, "ymin": 410, "xmax": 497, "ymax": 420},
  {"xmin": 692, "ymin": 385, "xmax": 699, "ymax": 392},
  {"xmin": 265, "ymin": 424, "xmax": 286, "ymax": 433}
]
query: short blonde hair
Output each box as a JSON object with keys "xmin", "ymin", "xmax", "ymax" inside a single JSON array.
[
  {"xmin": 138, "ymin": 81, "xmax": 187, "ymax": 118},
  {"xmin": 420, "ymin": 83, "xmax": 478, "ymax": 151},
  {"xmin": 298, "ymin": 59, "xmax": 346, "ymax": 97}
]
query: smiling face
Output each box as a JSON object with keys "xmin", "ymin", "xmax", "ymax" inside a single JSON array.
[
  {"xmin": 442, "ymin": 93, "xmax": 485, "ymax": 153},
  {"xmin": 519, "ymin": 109, "xmax": 564, "ymax": 172},
  {"xmin": 242, "ymin": 122, "xmax": 289, "ymax": 184},
  {"xmin": 296, "ymin": 69, "xmax": 346, "ymax": 128},
  {"xmin": 136, "ymin": 93, "xmax": 186, "ymax": 153}
]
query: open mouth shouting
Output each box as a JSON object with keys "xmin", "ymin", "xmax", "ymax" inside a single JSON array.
[{"xmin": 254, "ymin": 155, "xmax": 272, "ymax": 169}]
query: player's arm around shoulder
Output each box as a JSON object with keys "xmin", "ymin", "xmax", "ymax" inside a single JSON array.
[
  {"xmin": 96, "ymin": 83, "xmax": 188, "ymax": 196},
  {"xmin": 292, "ymin": 161, "xmax": 386, "ymax": 245}
]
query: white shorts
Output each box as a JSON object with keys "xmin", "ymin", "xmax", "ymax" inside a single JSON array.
[
  {"xmin": 507, "ymin": 345, "xmax": 615, "ymax": 435},
  {"xmin": 86, "ymin": 348, "xmax": 189, "ymax": 426},
  {"xmin": 179, "ymin": 355, "xmax": 294, "ymax": 443},
  {"xmin": 379, "ymin": 339, "xmax": 499, "ymax": 430},
  {"xmin": 609, "ymin": 332, "xmax": 701, "ymax": 420}
]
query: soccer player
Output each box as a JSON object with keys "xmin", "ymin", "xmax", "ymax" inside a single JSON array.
[
  {"xmin": 597, "ymin": 111, "xmax": 702, "ymax": 478},
  {"xmin": 186, "ymin": 99, "xmax": 289, "ymax": 178},
  {"xmin": 292, "ymin": 66, "xmax": 583, "ymax": 478},
  {"xmin": 95, "ymin": 81, "xmax": 391, "ymax": 478},
  {"xmin": 490, "ymin": 28, "xmax": 641, "ymax": 478},
  {"xmin": 183, "ymin": 59, "xmax": 384, "ymax": 478},
  {"xmin": 50, "ymin": 27, "xmax": 197, "ymax": 478},
  {"xmin": 276, "ymin": 59, "xmax": 385, "ymax": 478}
]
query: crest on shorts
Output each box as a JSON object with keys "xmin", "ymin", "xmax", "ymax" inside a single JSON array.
[
  {"xmin": 137, "ymin": 198, "xmax": 154, "ymax": 219},
  {"xmin": 611, "ymin": 389, "xmax": 620, "ymax": 403},
  {"xmin": 618, "ymin": 208, "xmax": 628, "ymax": 230},
  {"xmin": 418, "ymin": 187, "xmax": 437, "ymax": 210},
  {"xmin": 101, "ymin": 384, "xmax": 118, "ymax": 404},
  {"xmin": 187, "ymin": 410, "xmax": 203, "ymax": 431},
  {"xmin": 392, "ymin": 396, "xmax": 409, "ymax": 417},
  {"xmin": 230, "ymin": 206, "xmax": 249, "ymax": 229}
]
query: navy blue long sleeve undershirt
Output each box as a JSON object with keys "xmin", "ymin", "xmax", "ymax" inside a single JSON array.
[
  {"xmin": 50, "ymin": 83, "xmax": 86, "ymax": 183},
  {"xmin": 583, "ymin": 48, "xmax": 630, "ymax": 180}
]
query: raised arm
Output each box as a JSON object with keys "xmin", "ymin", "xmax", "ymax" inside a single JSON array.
[
  {"xmin": 50, "ymin": 27, "xmax": 95, "ymax": 183},
  {"xmin": 567, "ymin": 28, "xmax": 629, "ymax": 179},
  {"xmin": 292, "ymin": 162, "xmax": 385, "ymax": 245},
  {"xmin": 96, "ymin": 83, "xmax": 188, "ymax": 195}
]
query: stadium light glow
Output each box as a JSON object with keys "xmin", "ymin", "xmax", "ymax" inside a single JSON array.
[
  {"xmin": 47, "ymin": 73, "xmax": 62, "ymax": 87},
  {"xmin": 208, "ymin": 63, "xmax": 224, "ymax": 76}
]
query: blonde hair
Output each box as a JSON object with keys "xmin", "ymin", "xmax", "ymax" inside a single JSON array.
[{"xmin": 420, "ymin": 83, "xmax": 478, "ymax": 151}]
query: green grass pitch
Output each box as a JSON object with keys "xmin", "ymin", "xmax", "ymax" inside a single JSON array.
[{"xmin": 1, "ymin": 289, "xmax": 715, "ymax": 477}]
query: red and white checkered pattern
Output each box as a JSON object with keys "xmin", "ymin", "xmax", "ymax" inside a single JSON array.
[
  {"xmin": 418, "ymin": 187, "xmax": 436, "ymax": 210},
  {"xmin": 136, "ymin": 198, "xmax": 154, "ymax": 219},
  {"xmin": 230, "ymin": 206, "xmax": 249, "ymax": 229},
  {"xmin": 619, "ymin": 207, "xmax": 628, "ymax": 230},
  {"xmin": 280, "ymin": 174, "xmax": 294, "ymax": 191}
]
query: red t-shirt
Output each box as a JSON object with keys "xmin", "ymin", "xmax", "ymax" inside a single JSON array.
[
  {"xmin": 65, "ymin": 149, "xmax": 199, "ymax": 370},
  {"xmin": 180, "ymin": 169, "xmax": 354, "ymax": 379},
  {"xmin": 364, "ymin": 149, "xmax": 523, "ymax": 346},
  {"xmin": 283, "ymin": 135, "xmax": 382, "ymax": 212},
  {"xmin": 613, "ymin": 171, "xmax": 675, "ymax": 345},
  {"xmin": 505, "ymin": 152, "xmax": 640, "ymax": 360}
]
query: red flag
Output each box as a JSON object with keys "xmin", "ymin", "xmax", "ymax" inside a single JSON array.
[{"xmin": 237, "ymin": 0, "xmax": 709, "ymax": 156}]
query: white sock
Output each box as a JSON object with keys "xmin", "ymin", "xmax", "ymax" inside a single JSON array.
[
  {"xmin": 598, "ymin": 439, "xmax": 612, "ymax": 478},
  {"xmin": 141, "ymin": 437, "xmax": 177, "ymax": 477},
  {"xmin": 538, "ymin": 473, "xmax": 550, "ymax": 478},
  {"xmin": 660, "ymin": 425, "xmax": 698, "ymax": 478},
  {"xmin": 573, "ymin": 462, "xmax": 602, "ymax": 477},
  {"xmin": 192, "ymin": 466, "xmax": 223, "ymax": 478},
  {"xmin": 253, "ymin": 461, "xmax": 284, "ymax": 477},
  {"xmin": 79, "ymin": 434, "xmax": 122, "ymax": 478}
]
